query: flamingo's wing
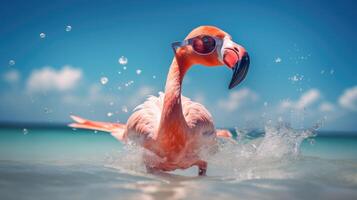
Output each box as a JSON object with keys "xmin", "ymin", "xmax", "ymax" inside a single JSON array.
[
  {"xmin": 125, "ymin": 92, "xmax": 165, "ymax": 140},
  {"xmin": 69, "ymin": 115, "xmax": 126, "ymax": 141},
  {"xmin": 181, "ymin": 96, "xmax": 234, "ymax": 140},
  {"xmin": 181, "ymin": 96, "xmax": 215, "ymax": 133},
  {"xmin": 126, "ymin": 93, "xmax": 233, "ymax": 141}
]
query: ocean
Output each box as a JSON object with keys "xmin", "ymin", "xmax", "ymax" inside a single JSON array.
[{"xmin": 0, "ymin": 126, "xmax": 356, "ymax": 200}]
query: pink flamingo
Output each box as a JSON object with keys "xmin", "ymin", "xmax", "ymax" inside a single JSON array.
[{"xmin": 69, "ymin": 26, "xmax": 250, "ymax": 176}]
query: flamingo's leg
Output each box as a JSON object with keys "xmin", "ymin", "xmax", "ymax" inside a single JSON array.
[{"xmin": 195, "ymin": 160, "xmax": 207, "ymax": 176}]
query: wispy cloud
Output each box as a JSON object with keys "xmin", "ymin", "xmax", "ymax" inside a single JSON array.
[
  {"xmin": 280, "ymin": 89, "xmax": 321, "ymax": 110},
  {"xmin": 218, "ymin": 88, "xmax": 258, "ymax": 112},
  {"xmin": 3, "ymin": 69, "xmax": 20, "ymax": 84},
  {"xmin": 339, "ymin": 86, "xmax": 357, "ymax": 111},
  {"xmin": 319, "ymin": 102, "xmax": 335, "ymax": 112},
  {"xmin": 26, "ymin": 66, "xmax": 82, "ymax": 93}
]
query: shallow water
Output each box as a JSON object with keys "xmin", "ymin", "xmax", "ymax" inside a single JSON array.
[{"xmin": 0, "ymin": 127, "xmax": 356, "ymax": 200}]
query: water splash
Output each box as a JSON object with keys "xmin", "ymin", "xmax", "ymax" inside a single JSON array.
[
  {"xmin": 105, "ymin": 120, "xmax": 318, "ymax": 180},
  {"xmin": 106, "ymin": 142, "xmax": 146, "ymax": 174},
  {"xmin": 205, "ymin": 121, "xmax": 321, "ymax": 180}
]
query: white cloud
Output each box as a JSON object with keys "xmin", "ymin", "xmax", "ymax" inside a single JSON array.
[
  {"xmin": 126, "ymin": 86, "xmax": 156, "ymax": 107},
  {"xmin": 218, "ymin": 88, "xmax": 258, "ymax": 112},
  {"xmin": 339, "ymin": 86, "xmax": 357, "ymax": 111},
  {"xmin": 62, "ymin": 83, "xmax": 115, "ymax": 105},
  {"xmin": 319, "ymin": 102, "xmax": 335, "ymax": 112},
  {"xmin": 27, "ymin": 66, "xmax": 82, "ymax": 93},
  {"xmin": 280, "ymin": 89, "xmax": 321, "ymax": 110},
  {"xmin": 295, "ymin": 89, "xmax": 320, "ymax": 109},
  {"xmin": 138, "ymin": 86, "xmax": 155, "ymax": 97},
  {"xmin": 3, "ymin": 69, "xmax": 20, "ymax": 84},
  {"xmin": 193, "ymin": 93, "xmax": 205, "ymax": 104}
]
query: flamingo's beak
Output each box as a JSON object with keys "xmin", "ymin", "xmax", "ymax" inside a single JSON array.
[{"xmin": 221, "ymin": 40, "xmax": 250, "ymax": 89}]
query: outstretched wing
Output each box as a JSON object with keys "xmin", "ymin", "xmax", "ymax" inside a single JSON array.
[{"xmin": 69, "ymin": 115, "xmax": 126, "ymax": 141}]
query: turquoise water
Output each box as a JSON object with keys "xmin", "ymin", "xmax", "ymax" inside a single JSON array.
[{"xmin": 0, "ymin": 127, "xmax": 357, "ymax": 200}]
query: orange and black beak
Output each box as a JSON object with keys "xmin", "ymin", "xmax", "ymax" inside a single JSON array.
[{"xmin": 221, "ymin": 40, "xmax": 250, "ymax": 89}]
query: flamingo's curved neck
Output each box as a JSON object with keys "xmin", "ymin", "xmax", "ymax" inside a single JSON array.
[{"xmin": 160, "ymin": 57, "xmax": 191, "ymax": 132}]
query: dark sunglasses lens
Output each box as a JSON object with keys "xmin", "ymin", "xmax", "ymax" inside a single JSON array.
[{"xmin": 192, "ymin": 36, "xmax": 216, "ymax": 54}]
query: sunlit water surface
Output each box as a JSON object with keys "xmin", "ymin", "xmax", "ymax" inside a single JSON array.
[{"xmin": 0, "ymin": 125, "xmax": 356, "ymax": 200}]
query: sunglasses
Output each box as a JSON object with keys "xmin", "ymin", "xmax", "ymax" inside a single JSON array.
[{"xmin": 172, "ymin": 35, "xmax": 223, "ymax": 55}]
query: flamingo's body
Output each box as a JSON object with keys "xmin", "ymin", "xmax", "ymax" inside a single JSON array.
[{"xmin": 70, "ymin": 26, "xmax": 249, "ymax": 175}]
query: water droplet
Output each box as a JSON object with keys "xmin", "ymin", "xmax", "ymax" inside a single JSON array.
[
  {"xmin": 100, "ymin": 77, "xmax": 108, "ymax": 85},
  {"xmin": 40, "ymin": 32, "xmax": 46, "ymax": 39},
  {"xmin": 275, "ymin": 57, "xmax": 282, "ymax": 63},
  {"xmin": 109, "ymin": 102, "xmax": 114, "ymax": 106},
  {"xmin": 320, "ymin": 70, "xmax": 325, "ymax": 74},
  {"xmin": 152, "ymin": 75, "xmax": 156, "ymax": 79},
  {"xmin": 278, "ymin": 117, "xmax": 283, "ymax": 122},
  {"xmin": 94, "ymin": 130, "xmax": 98, "ymax": 133},
  {"xmin": 118, "ymin": 56, "xmax": 128, "ymax": 65},
  {"xmin": 136, "ymin": 69, "xmax": 142, "ymax": 75},
  {"xmin": 330, "ymin": 69, "xmax": 334, "ymax": 75},
  {"xmin": 118, "ymin": 71, "xmax": 122, "ymax": 75},
  {"xmin": 123, "ymin": 66, "xmax": 127, "ymax": 70},
  {"xmin": 309, "ymin": 139, "xmax": 315, "ymax": 145},
  {"xmin": 122, "ymin": 106, "xmax": 128, "ymax": 113},
  {"xmin": 124, "ymin": 80, "xmax": 134, "ymax": 87},
  {"xmin": 23, "ymin": 128, "xmax": 28, "ymax": 135},
  {"xmin": 117, "ymin": 86, "xmax": 122, "ymax": 90},
  {"xmin": 264, "ymin": 102, "xmax": 268, "ymax": 107},
  {"xmin": 289, "ymin": 74, "xmax": 304, "ymax": 83},
  {"xmin": 107, "ymin": 112, "xmax": 113, "ymax": 117},
  {"xmin": 9, "ymin": 60, "xmax": 15, "ymax": 66},
  {"xmin": 44, "ymin": 107, "xmax": 50, "ymax": 114},
  {"xmin": 65, "ymin": 25, "xmax": 72, "ymax": 32}
]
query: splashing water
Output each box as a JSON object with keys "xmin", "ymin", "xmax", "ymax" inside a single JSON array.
[{"xmin": 105, "ymin": 121, "xmax": 318, "ymax": 181}]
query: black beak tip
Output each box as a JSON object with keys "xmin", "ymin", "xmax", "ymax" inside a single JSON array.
[{"xmin": 228, "ymin": 53, "xmax": 250, "ymax": 89}]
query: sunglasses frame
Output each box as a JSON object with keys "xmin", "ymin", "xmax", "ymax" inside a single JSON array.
[{"xmin": 171, "ymin": 35, "xmax": 224, "ymax": 56}]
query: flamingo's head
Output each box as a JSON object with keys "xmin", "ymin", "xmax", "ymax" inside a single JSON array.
[{"xmin": 173, "ymin": 26, "xmax": 250, "ymax": 89}]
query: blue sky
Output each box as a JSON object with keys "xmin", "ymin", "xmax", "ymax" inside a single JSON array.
[{"xmin": 1, "ymin": 0, "xmax": 357, "ymax": 131}]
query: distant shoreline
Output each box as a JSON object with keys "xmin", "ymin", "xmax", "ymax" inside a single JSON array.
[{"xmin": 0, "ymin": 122, "xmax": 356, "ymax": 136}]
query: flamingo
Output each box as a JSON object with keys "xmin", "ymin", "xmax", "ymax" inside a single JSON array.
[{"xmin": 69, "ymin": 26, "xmax": 250, "ymax": 176}]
